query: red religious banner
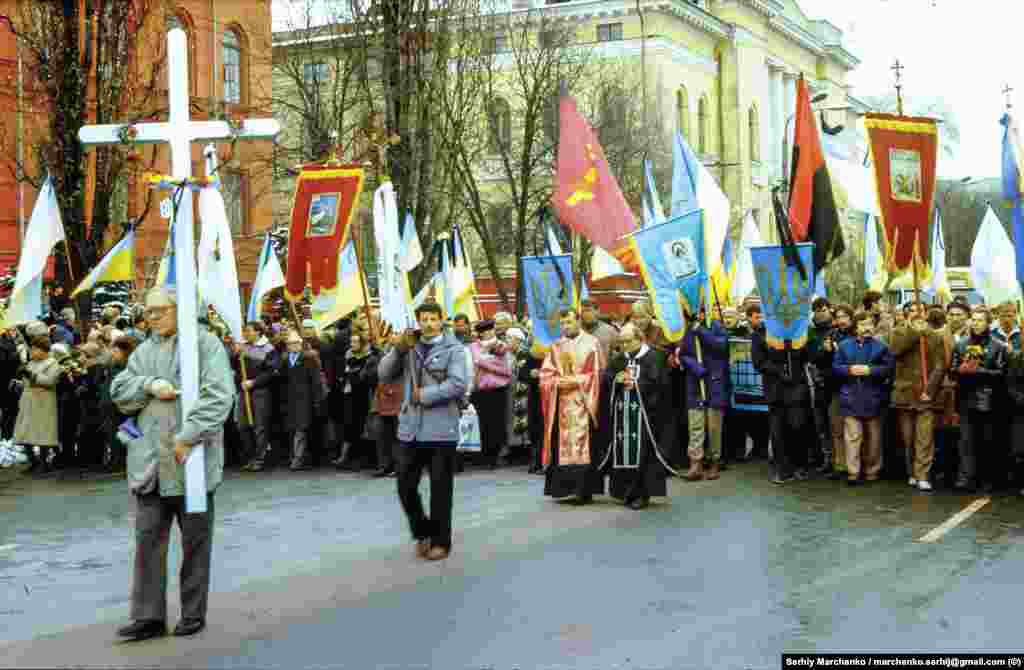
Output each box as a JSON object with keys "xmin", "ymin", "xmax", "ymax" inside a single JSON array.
[
  {"xmin": 863, "ymin": 113, "xmax": 939, "ymax": 274},
  {"xmin": 285, "ymin": 164, "xmax": 365, "ymax": 301}
]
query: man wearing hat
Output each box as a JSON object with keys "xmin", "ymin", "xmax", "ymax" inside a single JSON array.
[
  {"xmin": 469, "ymin": 320, "xmax": 513, "ymax": 469},
  {"xmin": 109, "ymin": 287, "xmax": 235, "ymax": 641},
  {"xmin": 52, "ymin": 307, "xmax": 79, "ymax": 346},
  {"xmin": 280, "ymin": 329, "xmax": 325, "ymax": 470}
]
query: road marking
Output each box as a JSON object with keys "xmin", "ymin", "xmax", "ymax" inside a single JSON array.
[
  {"xmin": 0, "ymin": 544, "xmax": 18, "ymax": 552},
  {"xmin": 917, "ymin": 498, "xmax": 991, "ymax": 543}
]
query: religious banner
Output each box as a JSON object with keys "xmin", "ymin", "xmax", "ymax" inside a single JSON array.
[
  {"xmin": 863, "ymin": 113, "xmax": 938, "ymax": 275},
  {"xmin": 521, "ymin": 254, "xmax": 575, "ymax": 347},
  {"xmin": 285, "ymin": 163, "xmax": 365, "ymax": 301},
  {"xmin": 625, "ymin": 209, "xmax": 705, "ymax": 343},
  {"xmin": 750, "ymin": 243, "xmax": 816, "ymax": 350}
]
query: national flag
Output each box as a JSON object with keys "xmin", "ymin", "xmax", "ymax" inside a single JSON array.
[
  {"xmin": 399, "ymin": 212, "xmax": 424, "ymax": 272},
  {"xmin": 710, "ymin": 235, "xmax": 736, "ymax": 306},
  {"xmin": 449, "ymin": 226, "xmax": 479, "ymax": 322},
  {"xmin": 814, "ymin": 271, "xmax": 827, "ymax": 299},
  {"xmin": 669, "ymin": 131, "xmax": 729, "ymax": 277},
  {"xmin": 730, "ymin": 210, "xmax": 761, "ymax": 303},
  {"xmin": 522, "ymin": 254, "xmax": 575, "ymax": 346},
  {"xmin": 311, "ymin": 239, "xmax": 364, "ymax": 329},
  {"xmin": 644, "ymin": 158, "xmax": 665, "ymax": 225},
  {"xmin": 579, "ymin": 274, "xmax": 590, "ymax": 303},
  {"xmin": 247, "ymin": 234, "xmax": 285, "ymax": 322},
  {"xmin": 750, "ymin": 243, "xmax": 816, "ymax": 350},
  {"xmin": 931, "ymin": 206, "xmax": 950, "ymax": 300},
  {"xmin": 1001, "ymin": 113, "xmax": 1024, "ymax": 290},
  {"xmin": 71, "ymin": 229, "xmax": 135, "ymax": 299},
  {"xmin": 626, "ymin": 209, "xmax": 705, "ymax": 343},
  {"xmin": 197, "ymin": 186, "xmax": 243, "ymax": 340},
  {"xmin": 864, "ymin": 213, "xmax": 886, "ymax": 290},
  {"xmin": 5, "ymin": 177, "xmax": 65, "ymax": 326},
  {"xmin": 155, "ymin": 217, "xmax": 176, "ymax": 288},
  {"xmin": 788, "ymin": 75, "xmax": 843, "ymax": 271},
  {"xmin": 374, "ymin": 182, "xmax": 413, "ymax": 331},
  {"xmin": 772, "ymin": 185, "xmax": 807, "ymax": 280},
  {"xmin": 551, "ymin": 94, "xmax": 637, "ymax": 265},
  {"xmin": 970, "ymin": 205, "xmax": 1020, "ymax": 306},
  {"xmin": 590, "ymin": 244, "xmax": 626, "ymax": 281}
]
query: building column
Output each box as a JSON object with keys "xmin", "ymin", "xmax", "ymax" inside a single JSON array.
[
  {"xmin": 766, "ymin": 62, "xmax": 785, "ymax": 183},
  {"xmin": 782, "ymin": 71, "xmax": 797, "ymax": 180}
]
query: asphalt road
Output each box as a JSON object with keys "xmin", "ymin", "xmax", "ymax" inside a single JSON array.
[{"xmin": 2, "ymin": 461, "xmax": 1023, "ymax": 669}]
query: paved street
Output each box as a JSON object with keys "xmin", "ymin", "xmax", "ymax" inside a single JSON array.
[{"xmin": 2, "ymin": 461, "xmax": 1023, "ymax": 669}]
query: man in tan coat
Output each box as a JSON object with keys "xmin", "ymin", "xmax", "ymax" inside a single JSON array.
[{"xmin": 889, "ymin": 304, "xmax": 946, "ymax": 492}]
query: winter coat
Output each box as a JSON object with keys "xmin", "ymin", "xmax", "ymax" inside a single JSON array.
[
  {"xmin": 278, "ymin": 351, "xmax": 325, "ymax": 432},
  {"xmin": 469, "ymin": 340, "xmax": 512, "ymax": 391},
  {"xmin": 950, "ymin": 332, "xmax": 1007, "ymax": 414},
  {"xmin": 833, "ymin": 336, "xmax": 895, "ymax": 418},
  {"xmin": 991, "ymin": 326, "xmax": 1021, "ymax": 353},
  {"xmin": 13, "ymin": 357, "xmax": 62, "ymax": 446},
  {"xmin": 888, "ymin": 326, "xmax": 946, "ymax": 411},
  {"xmin": 751, "ymin": 327, "xmax": 811, "ymax": 408},
  {"xmin": 232, "ymin": 338, "xmax": 278, "ymax": 427},
  {"xmin": 677, "ymin": 321, "xmax": 730, "ymax": 410},
  {"xmin": 110, "ymin": 328, "xmax": 235, "ymax": 497},
  {"xmin": 807, "ymin": 321, "xmax": 850, "ymax": 397},
  {"xmin": 378, "ymin": 332, "xmax": 468, "ymax": 445},
  {"xmin": 340, "ymin": 347, "xmax": 378, "ymax": 428}
]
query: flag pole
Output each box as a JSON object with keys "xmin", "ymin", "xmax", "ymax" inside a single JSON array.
[
  {"xmin": 912, "ymin": 229, "xmax": 929, "ymax": 394},
  {"xmin": 238, "ymin": 353, "xmax": 255, "ymax": 426},
  {"xmin": 62, "ymin": 239, "xmax": 76, "ymax": 285},
  {"xmin": 350, "ymin": 225, "xmax": 379, "ymax": 345}
]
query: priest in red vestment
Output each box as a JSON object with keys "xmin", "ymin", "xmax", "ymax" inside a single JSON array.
[{"xmin": 540, "ymin": 308, "xmax": 605, "ymax": 504}]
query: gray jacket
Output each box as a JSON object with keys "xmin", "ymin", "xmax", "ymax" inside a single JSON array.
[
  {"xmin": 378, "ymin": 332, "xmax": 468, "ymax": 445},
  {"xmin": 110, "ymin": 327, "xmax": 235, "ymax": 497}
]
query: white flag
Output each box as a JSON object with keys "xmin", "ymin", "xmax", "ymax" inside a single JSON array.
[
  {"xmin": 590, "ymin": 244, "xmax": 626, "ymax": 281},
  {"xmin": 248, "ymin": 234, "xmax": 285, "ymax": 322},
  {"xmin": 374, "ymin": 183, "xmax": 412, "ymax": 331},
  {"xmin": 197, "ymin": 187, "xmax": 243, "ymax": 340},
  {"xmin": 970, "ymin": 206, "xmax": 1020, "ymax": 306},
  {"xmin": 7, "ymin": 177, "xmax": 65, "ymax": 326},
  {"xmin": 730, "ymin": 211, "xmax": 762, "ymax": 303},
  {"xmin": 399, "ymin": 213, "xmax": 424, "ymax": 272},
  {"xmin": 931, "ymin": 207, "xmax": 949, "ymax": 300}
]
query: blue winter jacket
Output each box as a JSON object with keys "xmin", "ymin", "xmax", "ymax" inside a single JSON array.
[
  {"xmin": 833, "ymin": 336, "xmax": 894, "ymax": 418},
  {"xmin": 677, "ymin": 321, "xmax": 731, "ymax": 410}
]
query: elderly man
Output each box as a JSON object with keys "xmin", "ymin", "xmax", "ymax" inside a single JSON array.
[
  {"xmin": 110, "ymin": 287, "xmax": 235, "ymax": 641},
  {"xmin": 494, "ymin": 312, "xmax": 515, "ymax": 341}
]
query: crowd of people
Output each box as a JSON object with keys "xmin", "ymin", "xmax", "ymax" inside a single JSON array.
[{"xmin": 9, "ymin": 288, "xmax": 1024, "ymax": 504}]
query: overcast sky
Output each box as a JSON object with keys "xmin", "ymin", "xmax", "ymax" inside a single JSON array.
[
  {"xmin": 271, "ymin": 0, "xmax": 1013, "ymax": 178},
  {"xmin": 800, "ymin": 0, "xmax": 1020, "ymax": 179}
]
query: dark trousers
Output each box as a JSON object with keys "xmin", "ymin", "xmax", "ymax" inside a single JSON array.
[
  {"xmin": 396, "ymin": 442, "xmax": 456, "ymax": 551},
  {"xmin": 239, "ymin": 423, "xmax": 270, "ymax": 465},
  {"xmin": 812, "ymin": 389, "xmax": 832, "ymax": 464},
  {"xmin": 770, "ymin": 405, "xmax": 809, "ymax": 477},
  {"xmin": 966, "ymin": 410, "xmax": 1003, "ymax": 488},
  {"xmin": 131, "ymin": 492, "xmax": 214, "ymax": 623},
  {"xmin": 471, "ymin": 387, "xmax": 508, "ymax": 468},
  {"xmin": 727, "ymin": 410, "xmax": 770, "ymax": 460},
  {"xmin": 376, "ymin": 415, "xmax": 398, "ymax": 472}
]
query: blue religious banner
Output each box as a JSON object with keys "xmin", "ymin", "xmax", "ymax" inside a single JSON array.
[
  {"xmin": 521, "ymin": 254, "xmax": 576, "ymax": 346},
  {"xmin": 625, "ymin": 209, "xmax": 705, "ymax": 342},
  {"xmin": 750, "ymin": 243, "xmax": 816, "ymax": 350}
]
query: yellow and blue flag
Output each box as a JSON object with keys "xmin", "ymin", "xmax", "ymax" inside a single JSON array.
[
  {"xmin": 1000, "ymin": 112, "xmax": 1024, "ymax": 289},
  {"xmin": 71, "ymin": 230, "xmax": 135, "ymax": 298},
  {"xmin": 155, "ymin": 219, "xmax": 176, "ymax": 288},
  {"xmin": 522, "ymin": 254, "xmax": 575, "ymax": 346},
  {"xmin": 750, "ymin": 242, "xmax": 815, "ymax": 350},
  {"xmin": 626, "ymin": 209, "xmax": 705, "ymax": 343}
]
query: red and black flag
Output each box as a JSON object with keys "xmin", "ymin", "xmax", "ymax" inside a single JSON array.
[{"xmin": 787, "ymin": 75, "xmax": 844, "ymax": 272}]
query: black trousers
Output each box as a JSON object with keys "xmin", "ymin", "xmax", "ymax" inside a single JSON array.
[
  {"xmin": 396, "ymin": 442, "xmax": 456, "ymax": 550},
  {"xmin": 376, "ymin": 415, "xmax": 398, "ymax": 471},
  {"xmin": 770, "ymin": 405, "xmax": 810, "ymax": 478},
  {"xmin": 811, "ymin": 388, "xmax": 832, "ymax": 464},
  {"xmin": 471, "ymin": 387, "xmax": 508, "ymax": 468},
  {"xmin": 966, "ymin": 410, "xmax": 1003, "ymax": 488},
  {"xmin": 726, "ymin": 410, "xmax": 770, "ymax": 461},
  {"xmin": 131, "ymin": 492, "xmax": 214, "ymax": 623}
]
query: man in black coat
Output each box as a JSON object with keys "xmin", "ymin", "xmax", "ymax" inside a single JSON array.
[
  {"xmin": 0, "ymin": 329, "xmax": 21, "ymax": 440},
  {"xmin": 279, "ymin": 330, "xmax": 325, "ymax": 471}
]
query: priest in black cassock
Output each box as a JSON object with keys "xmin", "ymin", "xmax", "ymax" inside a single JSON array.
[{"xmin": 599, "ymin": 323, "xmax": 672, "ymax": 510}]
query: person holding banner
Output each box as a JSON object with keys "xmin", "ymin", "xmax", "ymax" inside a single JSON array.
[
  {"xmin": 379, "ymin": 303, "xmax": 468, "ymax": 561},
  {"xmin": 677, "ymin": 314, "xmax": 731, "ymax": 482},
  {"xmin": 110, "ymin": 287, "xmax": 235, "ymax": 641},
  {"xmin": 540, "ymin": 308, "xmax": 605, "ymax": 504},
  {"xmin": 233, "ymin": 322, "xmax": 279, "ymax": 473}
]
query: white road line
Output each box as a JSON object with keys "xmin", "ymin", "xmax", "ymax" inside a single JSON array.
[{"xmin": 917, "ymin": 498, "xmax": 991, "ymax": 543}]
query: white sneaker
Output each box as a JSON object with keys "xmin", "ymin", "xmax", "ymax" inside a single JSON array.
[
  {"xmin": 917, "ymin": 480, "xmax": 933, "ymax": 492},
  {"xmin": 908, "ymin": 478, "xmax": 918, "ymax": 487}
]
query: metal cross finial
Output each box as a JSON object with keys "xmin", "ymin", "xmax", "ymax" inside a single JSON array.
[
  {"xmin": 892, "ymin": 59, "xmax": 905, "ymax": 116},
  {"xmin": 1004, "ymin": 84, "xmax": 1014, "ymax": 112},
  {"xmin": 365, "ymin": 113, "xmax": 399, "ymax": 181}
]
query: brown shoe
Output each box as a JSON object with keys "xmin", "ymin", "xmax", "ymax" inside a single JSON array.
[
  {"xmin": 684, "ymin": 461, "xmax": 704, "ymax": 481},
  {"xmin": 426, "ymin": 546, "xmax": 450, "ymax": 561},
  {"xmin": 705, "ymin": 463, "xmax": 720, "ymax": 480},
  {"xmin": 415, "ymin": 539, "xmax": 431, "ymax": 559}
]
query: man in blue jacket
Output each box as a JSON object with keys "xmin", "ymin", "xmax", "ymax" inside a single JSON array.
[
  {"xmin": 378, "ymin": 302, "xmax": 468, "ymax": 561},
  {"xmin": 833, "ymin": 311, "xmax": 895, "ymax": 485}
]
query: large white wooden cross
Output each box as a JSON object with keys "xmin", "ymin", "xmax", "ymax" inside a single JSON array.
[{"xmin": 79, "ymin": 29, "xmax": 280, "ymax": 513}]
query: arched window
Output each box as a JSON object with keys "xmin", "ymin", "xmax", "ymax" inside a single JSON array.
[
  {"xmin": 223, "ymin": 28, "xmax": 242, "ymax": 104},
  {"xmin": 676, "ymin": 86, "xmax": 690, "ymax": 140},
  {"xmin": 698, "ymin": 95, "xmax": 709, "ymax": 154},
  {"xmin": 488, "ymin": 97, "xmax": 511, "ymax": 154},
  {"xmin": 748, "ymin": 104, "xmax": 760, "ymax": 164}
]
